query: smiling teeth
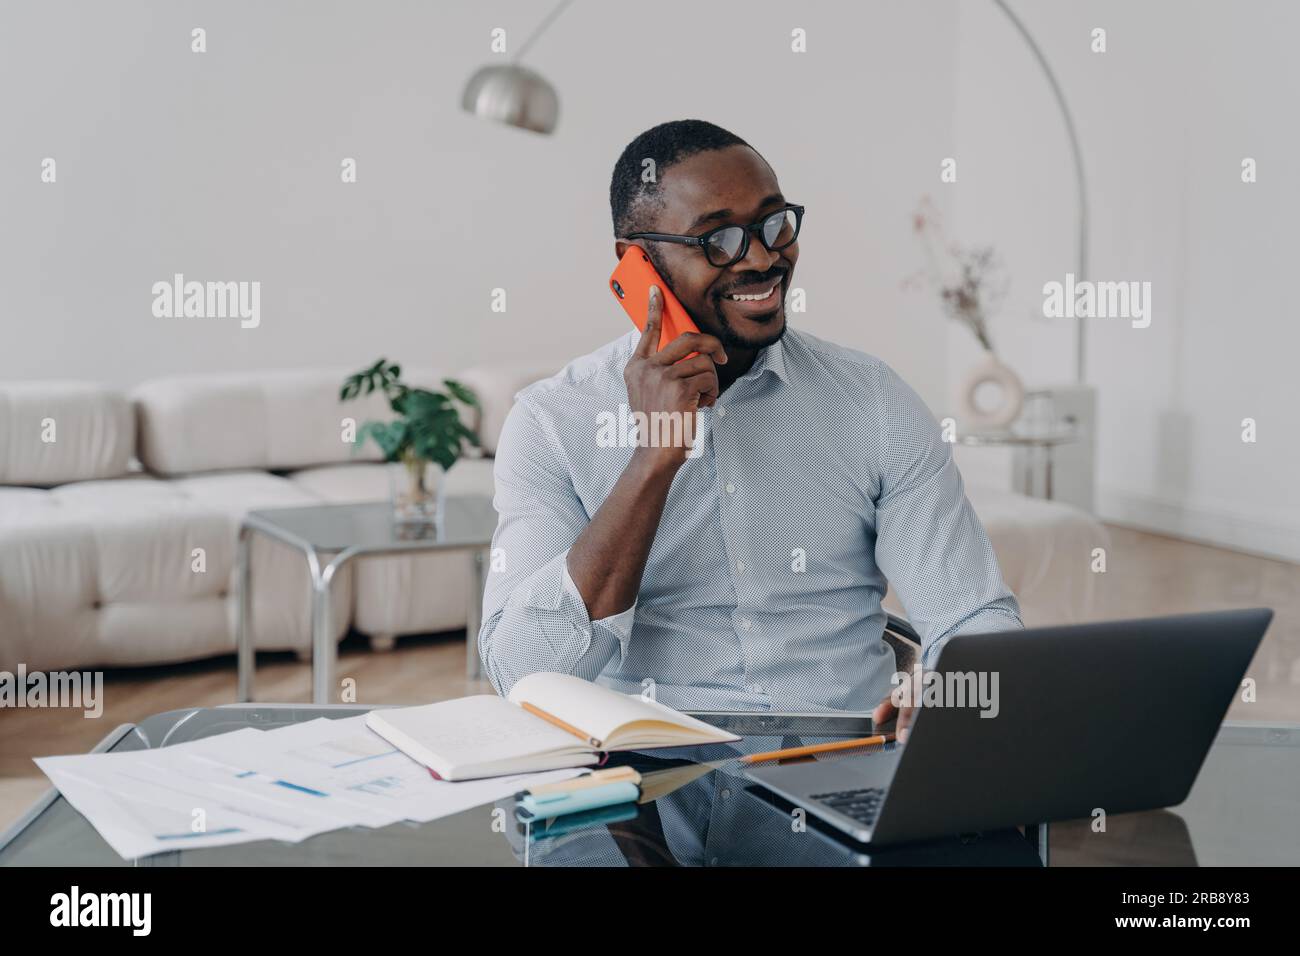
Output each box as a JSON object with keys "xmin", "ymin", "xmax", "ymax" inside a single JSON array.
[{"xmin": 728, "ymin": 286, "xmax": 776, "ymax": 302}]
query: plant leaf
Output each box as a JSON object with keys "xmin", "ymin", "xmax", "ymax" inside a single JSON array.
[
  {"xmin": 443, "ymin": 378, "xmax": 479, "ymax": 408},
  {"xmin": 357, "ymin": 420, "xmax": 408, "ymax": 462}
]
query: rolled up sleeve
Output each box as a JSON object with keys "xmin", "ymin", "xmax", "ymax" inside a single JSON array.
[{"xmin": 477, "ymin": 399, "xmax": 638, "ymax": 695}]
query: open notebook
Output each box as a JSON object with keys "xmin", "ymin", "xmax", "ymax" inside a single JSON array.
[{"xmin": 365, "ymin": 672, "xmax": 740, "ymax": 781}]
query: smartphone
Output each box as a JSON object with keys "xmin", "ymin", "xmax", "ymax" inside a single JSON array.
[{"xmin": 609, "ymin": 246, "xmax": 699, "ymax": 352}]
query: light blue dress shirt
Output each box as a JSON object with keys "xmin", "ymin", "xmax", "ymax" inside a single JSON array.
[{"xmin": 478, "ymin": 326, "xmax": 1022, "ymax": 712}]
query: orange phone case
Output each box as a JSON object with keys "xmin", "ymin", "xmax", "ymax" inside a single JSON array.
[{"xmin": 610, "ymin": 246, "xmax": 700, "ymax": 351}]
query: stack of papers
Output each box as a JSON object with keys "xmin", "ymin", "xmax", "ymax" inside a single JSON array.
[{"xmin": 34, "ymin": 714, "xmax": 581, "ymax": 860}]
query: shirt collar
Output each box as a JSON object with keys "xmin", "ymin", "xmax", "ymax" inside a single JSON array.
[{"xmin": 737, "ymin": 333, "xmax": 791, "ymax": 385}]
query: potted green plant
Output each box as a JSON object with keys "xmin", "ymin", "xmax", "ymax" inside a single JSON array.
[{"xmin": 340, "ymin": 359, "xmax": 481, "ymax": 528}]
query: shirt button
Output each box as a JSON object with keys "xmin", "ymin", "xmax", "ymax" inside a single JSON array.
[
  {"xmin": 720, "ymin": 788, "xmax": 732, "ymax": 799},
  {"xmin": 736, "ymin": 560, "xmax": 745, "ymax": 572},
  {"xmin": 716, "ymin": 406, "xmax": 726, "ymax": 417},
  {"xmin": 740, "ymin": 618, "xmax": 752, "ymax": 631},
  {"xmin": 750, "ymin": 684, "xmax": 765, "ymax": 694},
  {"xmin": 725, "ymin": 483, "xmax": 736, "ymax": 494}
]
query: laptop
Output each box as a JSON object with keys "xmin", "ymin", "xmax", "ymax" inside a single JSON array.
[{"xmin": 744, "ymin": 608, "xmax": 1272, "ymax": 846}]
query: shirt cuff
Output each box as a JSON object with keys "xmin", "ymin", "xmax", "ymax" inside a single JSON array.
[
  {"xmin": 559, "ymin": 558, "xmax": 638, "ymax": 662},
  {"xmin": 921, "ymin": 634, "xmax": 951, "ymax": 671},
  {"xmin": 921, "ymin": 604, "xmax": 1024, "ymax": 669}
]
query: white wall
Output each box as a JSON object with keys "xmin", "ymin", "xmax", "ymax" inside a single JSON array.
[
  {"xmin": 0, "ymin": 0, "xmax": 958, "ymax": 408},
  {"xmin": 9, "ymin": 1, "xmax": 1290, "ymax": 562},
  {"xmin": 949, "ymin": 0, "xmax": 1300, "ymax": 562}
]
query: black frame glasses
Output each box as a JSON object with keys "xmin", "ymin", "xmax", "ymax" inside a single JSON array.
[{"xmin": 625, "ymin": 204, "xmax": 804, "ymax": 268}]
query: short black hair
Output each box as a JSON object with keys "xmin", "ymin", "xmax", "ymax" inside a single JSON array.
[{"xmin": 609, "ymin": 119, "xmax": 754, "ymax": 238}]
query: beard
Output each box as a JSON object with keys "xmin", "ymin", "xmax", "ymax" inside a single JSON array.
[
  {"xmin": 648, "ymin": 248, "xmax": 790, "ymax": 351},
  {"xmin": 707, "ymin": 296, "xmax": 788, "ymax": 350}
]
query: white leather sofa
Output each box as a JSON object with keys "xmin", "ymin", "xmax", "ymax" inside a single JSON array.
[
  {"xmin": 0, "ymin": 366, "xmax": 555, "ymax": 672},
  {"xmin": 0, "ymin": 369, "xmax": 1105, "ymax": 673}
]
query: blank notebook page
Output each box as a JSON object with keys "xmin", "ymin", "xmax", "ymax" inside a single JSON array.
[{"xmin": 378, "ymin": 695, "xmax": 585, "ymax": 765}]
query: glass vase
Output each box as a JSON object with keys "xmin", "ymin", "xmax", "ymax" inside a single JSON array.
[{"xmin": 389, "ymin": 455, "xmax": 445, "ymax": 535}]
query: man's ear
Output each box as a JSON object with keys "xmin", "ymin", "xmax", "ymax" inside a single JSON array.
[{"xmin": 614, "ymin": 239, "xmax": 632, "ymax": 260}]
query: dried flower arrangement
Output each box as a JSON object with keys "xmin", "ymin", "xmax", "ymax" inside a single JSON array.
[{"xmin": 905, "ymin": 196, "xmax": 1010, "ymax": 354}]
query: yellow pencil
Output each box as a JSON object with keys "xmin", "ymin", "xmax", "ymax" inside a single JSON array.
[
  {"xmin": 519, "ymin": 701, "xmax": 602, "ymax": 748},
  {"xmin": 741, "ymin": 733, "xmax": 895, "ymax": 764}
]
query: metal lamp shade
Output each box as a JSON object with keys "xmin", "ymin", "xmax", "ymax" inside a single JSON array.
[{"xmin": 461, "ymin": 64, "xmax": 560, "ymax": 134}]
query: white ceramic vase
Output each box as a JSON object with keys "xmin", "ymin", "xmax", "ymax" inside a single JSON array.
[{"xmin": 958, "ymin": 351, "xmax": 1025, "ymax": 430}]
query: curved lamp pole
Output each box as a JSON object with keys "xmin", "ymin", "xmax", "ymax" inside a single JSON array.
[{"xmin": 990, "ymin": 0, "xmax": 1090, "ymax": 384}]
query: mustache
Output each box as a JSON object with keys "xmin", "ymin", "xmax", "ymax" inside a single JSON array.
[{"xmin": 718, "ymin": 266, "xmax": 788, "ymax": 297}]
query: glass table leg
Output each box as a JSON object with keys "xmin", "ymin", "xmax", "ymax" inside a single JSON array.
[
  {"xmin": 236, "ymin": 524, "xmax": 255, "ymax": 702},
  {"xmin": 466, "ymin": 548, "xmax": 487, "ymax": 679}
]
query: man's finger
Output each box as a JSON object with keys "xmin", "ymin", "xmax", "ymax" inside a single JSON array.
[
  {"xmin": 653, "ymin": 331, "xmax": 728, "ymax": 366},
  {"xmin": 633, "ymin": 285, "xmax": 663, "ymax": 358},
  {"xmin": 872, "ymin": 697, "xmax": 896, "ymax": 727},
  {"xmin": 873, "ymin": 698, "xmax": 894, "ymax": 722},
  {"xmin": 679, "ymin": 370, "xmax": 720, "ymax": 409},
  {"xmin": 665, "ymin": 353, "xmax": 720, "ymax": 380},
  {"xmin": 896, "ymin": 706, "xmax": 915, "ymax": 743}
]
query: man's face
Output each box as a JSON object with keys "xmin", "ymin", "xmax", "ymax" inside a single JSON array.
[{"xmin": 618, "ymin": 145, "xmax": 798, "ymax": 352}]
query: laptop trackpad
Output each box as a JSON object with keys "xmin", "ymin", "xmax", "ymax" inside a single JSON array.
[{"xmin": 818, "ymin": 748, "xmax": 900, "ymax": 785}]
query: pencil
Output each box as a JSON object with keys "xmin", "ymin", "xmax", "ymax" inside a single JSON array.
[
  {"xmin": 741, "ymin": 733, "xmax": 895, "ymax": 764},
  {"xmin": 519, "ymin": 701, "xmax": 603, "ymax": 749}
]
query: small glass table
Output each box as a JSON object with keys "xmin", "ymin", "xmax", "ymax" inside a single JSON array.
[
  {"xmin": 236, "ymin": 497, "xmax": 498, "ymax": 704},
  {"xmin": 957, "ymin": 427, "xmax": 1077, "ymax": 500},
  {"xmin": 3, "ymin": 706, "xmax": 1295, "ymax": 867}
]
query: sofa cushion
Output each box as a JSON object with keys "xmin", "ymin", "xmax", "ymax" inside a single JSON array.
[
  {"xmin": 0, "ymin": 382, "xmax": 133, "ymax": 486},
  {"xmin": 131, "ymin": 368, "xmax": 461, "ymax": 476},
  {"xmin": 286, "ymin": 457, "xmax": 496, "ymax": 502},
  {"xmin": 0, "ymin": 472, "xmax": 349, "ymax": 670}
]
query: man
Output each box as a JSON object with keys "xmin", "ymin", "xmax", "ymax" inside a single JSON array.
[{"xmin": 479, "ymin": 120, "xmax": 1022, "ymax": 738}]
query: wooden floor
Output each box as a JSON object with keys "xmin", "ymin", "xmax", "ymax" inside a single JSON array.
[{"xmin": 2, "ymin": 524, "xmax": 1298, "ymax": 834}]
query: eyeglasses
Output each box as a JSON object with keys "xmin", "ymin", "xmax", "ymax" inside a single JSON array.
[{"xmin": 625, "ymin": 204, "xmax": 804, "ymax": 268}]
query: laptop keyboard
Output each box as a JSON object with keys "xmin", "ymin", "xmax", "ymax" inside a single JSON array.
[{"xmin": 810, "ymin": 787, "xmax": 885, "ymax": 826}]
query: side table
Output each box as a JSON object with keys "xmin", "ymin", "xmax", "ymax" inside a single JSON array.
[{"xmin": 235, "ymin": 497, "xmax": 497, "ymax": 704}]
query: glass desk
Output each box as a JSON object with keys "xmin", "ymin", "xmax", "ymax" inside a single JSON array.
[{"xmin": 2, "ymin": 706, "xmax": 1294, "ymax": 867}]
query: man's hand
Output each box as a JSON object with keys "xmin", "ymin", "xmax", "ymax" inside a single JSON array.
[
  {"xmin": 873, "ymin": 688, "xmax": 918, "ymax": 743},
  {"xmin": 565, "ymin": 286, "xmax": 726, "ymax": 621},
  {"xmin": 622, "ymin": 285, "xmax": 727, "ymax": 471}
]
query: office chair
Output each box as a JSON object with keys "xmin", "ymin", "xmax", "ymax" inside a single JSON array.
[{"xmin": 882, "ymin": 612, "xmax": 922, "ymax": 674}]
